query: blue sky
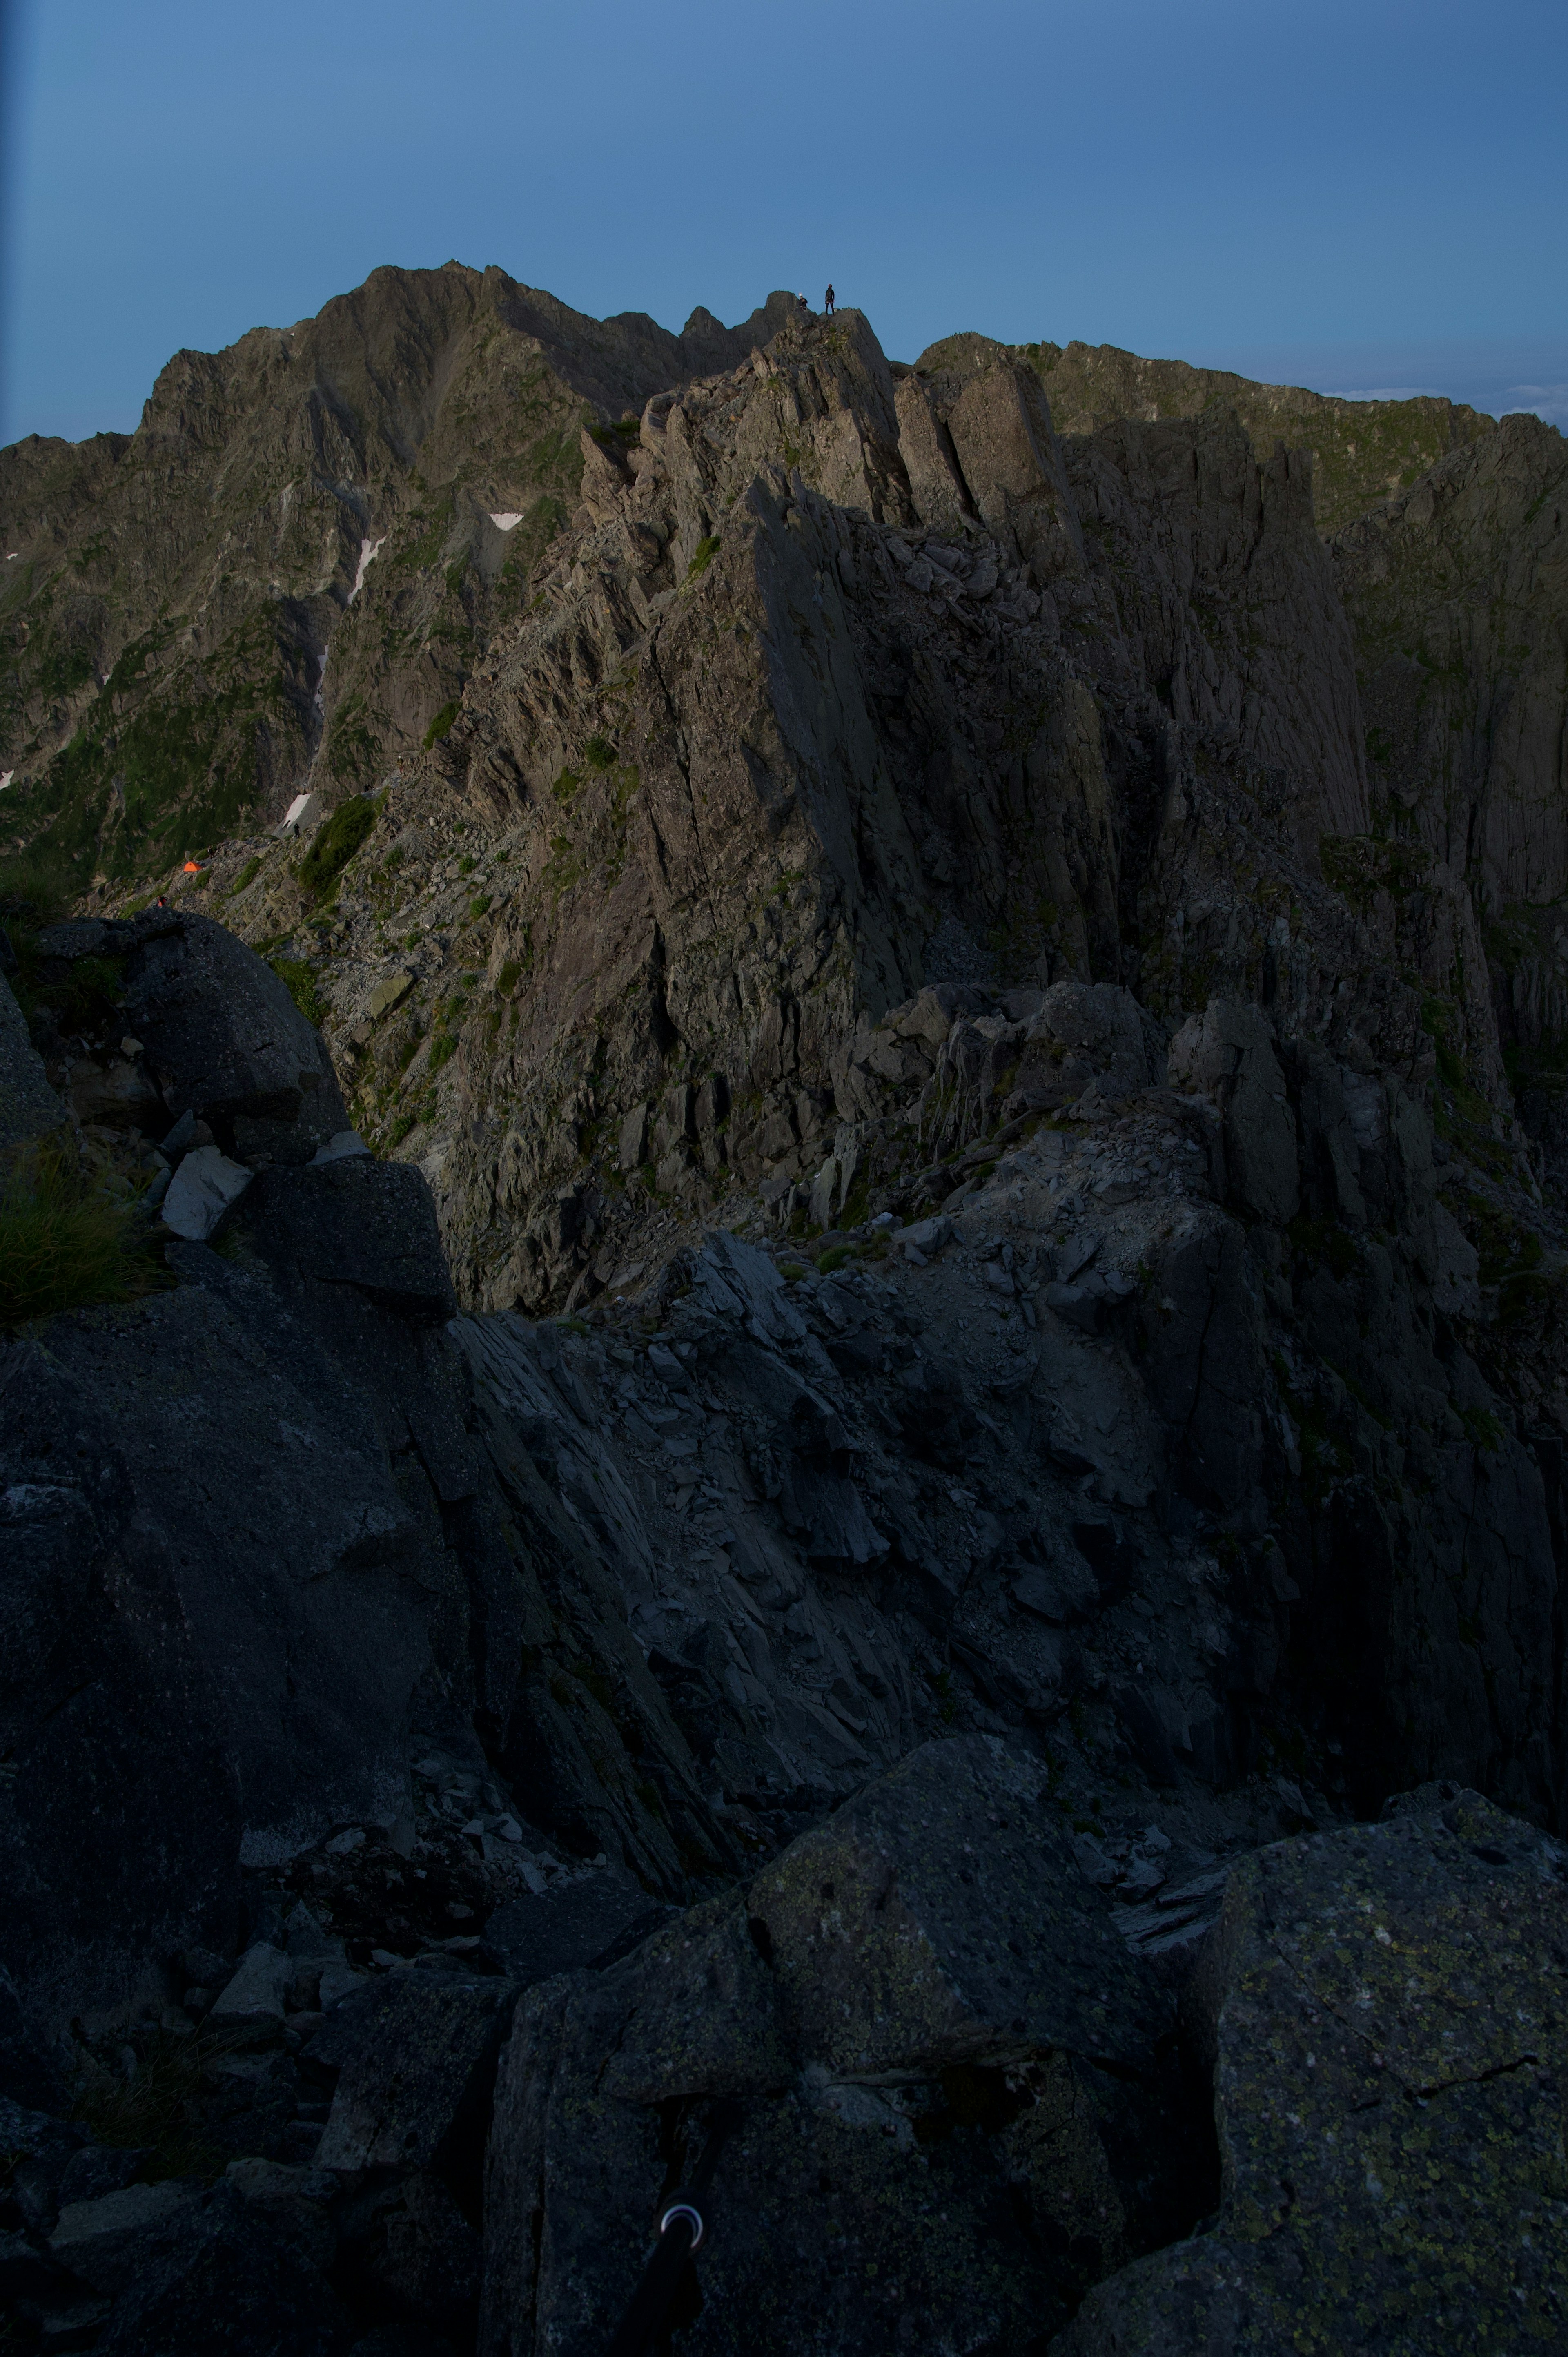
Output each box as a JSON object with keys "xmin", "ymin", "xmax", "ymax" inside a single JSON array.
[{"xmin": 3, "ymin": 0, "xmax": 1565, "ymax": 446}]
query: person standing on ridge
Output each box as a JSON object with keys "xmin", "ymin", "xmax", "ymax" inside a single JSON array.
[{"xmin": 824, "ymin": 284, "xmax": 835, "ymax": 314}]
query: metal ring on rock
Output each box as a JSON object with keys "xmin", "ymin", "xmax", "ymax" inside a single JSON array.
[{"xmin": 659, "ymin": 2202, "xmax": 704, "ymax": 2250}]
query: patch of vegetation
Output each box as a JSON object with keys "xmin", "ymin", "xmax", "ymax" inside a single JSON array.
[
  {"xmin": 1460, "ymin": 1192, "xmax": 1543, "ymax": 1290},
  {"xmin": 71, "ymin": 2026, "xmax": 233, "ymax": 2184},
  {"xmin": 817, "ymin": 1243, "xmax": 859, "ymax": 1275},
  {"xmin": 428, "ymin": 1030, "xmax": 458, "ymax": 1075},
  {"xmin": 422, "ymin": 700, "xmax": 461, "ymax": 749},
  {"xmin": 1320, "ymin": 833, "xmax": 1432, "ymax": 914},
  {"xmin": 1461, "ymin": 1404, "xmax": 1506, "ymax": 1454},
  {"xmin": 469, "ymin": 894, "xmax": 491, "ymax": 919},
  {"xmin": 1287, "ymin": 1216, "xmax": 1359, "ymax": 1280},
  {"xmin": 543, "ymin": 835, "xmax": 584, "ymax": 901},
  {"xmin": 269, "ymin": 957, "xmax": 326, "ymax": 1028},
  {"xmin": 0, "ymin": 858, "xmax": 72, "ymax": 927},
  {"xmin": 584, "ymin": 736, "xmax": 615, "ymax": 771},
  {"xmin": 685, "ymin": 535, "xmax": 722, "ymax": 585},
  {"xmin": 296, "ymin": 795, "xmax": 377, "ymax": 904},
  {"xmin": 228, "ymin": 854, "xmax": 263, "ymax": 897},
  {"xmin": 0, "ymin": 1146, "xmax": 169, "ymax": 1327}
]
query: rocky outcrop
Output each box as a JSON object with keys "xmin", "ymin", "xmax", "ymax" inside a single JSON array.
[
  {"xmin": 480, "ymin": 1738, "xmax": 1198, "ymax": 2357},
  {"xmin": 1057, "ymin": 1786, "xmax": 1568, "ymax": 2355}
]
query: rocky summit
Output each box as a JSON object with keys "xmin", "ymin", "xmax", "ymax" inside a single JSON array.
[{"xmin": 1, "ymin": 270, "xmax": 1566, "ymax": 2354}]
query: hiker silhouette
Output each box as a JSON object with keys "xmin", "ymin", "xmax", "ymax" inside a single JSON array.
[{"xmin": 824, "ymin": 284, "xmax": 835, "ymax": 314}]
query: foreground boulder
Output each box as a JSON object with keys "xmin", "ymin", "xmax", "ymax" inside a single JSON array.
[
  {"xmin": 1054, "ymin": 1787, "xmax": 1568, "ymax": 2354},
  {"xmin": 481, "ymin": 1737, "xmax": 1204, "ymax": 2356}
]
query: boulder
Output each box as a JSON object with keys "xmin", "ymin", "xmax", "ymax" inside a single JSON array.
[
  {"xmin": 223, "ymin": 2158, "xmax": 337, "ymax": 2274},
  {"xmin": 235, "ymin": 1157, "xmax": 459, "ymax": 1322},
  {"xmin": 0, "ymin": 2094, "xmax": 87, "ymax": 2233},
  {"xmin": 120, "ymin": 913, "xmax": 346, "ymax": 1160},
  {"xmin": 35, "ymin": 1260, "xmax": 432, "ymax": 1867},
  {"xmin": 1168, "ymin": 999, "xmax": 1299, "ymax": 1226},
  {"xmin": 480, "ymin": 1740, "xmax": 1192, "ymax": 2357},
  {"xmin": 748, "ymin": 1735, "xmax": 1168, "ymax": 2075},
  {"xmin": 49, "ymin": 2181, "xmax": 203, "ymax": 2294},
  {"xmin": 208, "ymin": 1942, "xmax": 292, "ymax": 2033},
  {"xmin": 1054, "ymin": 1788, "xmax": 1568, "ymax": 2355},
  {"xmin": 313, "ymin": 1972, "xmax": 519, "ymax": 2179},
  {"xmin": 483, "ymin": 1864, "xmax": 672, "ymax": 1988},
  {"xmin": 160, "ymin": 1143, "xmax": 254, "ymax": 1241},
  {"xmin": 0, "ymin": 1339, "xmax": 242, "ymax": 2049},
  {"xmin": 95, "ymin": 2180, "xmax": 349, "ymax": 2356},
  {"xmin": 1028, "ymin": 981, "xmax": 1163, "ymax": 1096}
]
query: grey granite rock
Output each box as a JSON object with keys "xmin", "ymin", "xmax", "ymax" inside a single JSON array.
[
  {"xmin": 480, "ymin": 1742, "xmax": 1191, "ymax": 2357},
  {"xmin": 96, "ymin": 2180, "xmax": 350, "ymax": 2356},
  {"xmin": 1054, "ymin": 1789, "xmax": 1568, "ymax": 2355},
  {"xmin": 483, "ymin": 1864, "xmax": 671, "ymax": 1987},
  {"xmin": 121, "ymin": 913, "xmax": 346, "ymax": 1157},
  {"xmin": 313, "ymin": 1972, "xmax": 519, "ymax": 2177},
  {"xmin": 49, "ymin": 2181, "xmax": 203, "ymax": 2295},
  {"xmin": 748, "ymin": 1735, "xmax": 1169, "ymax": 2076}
]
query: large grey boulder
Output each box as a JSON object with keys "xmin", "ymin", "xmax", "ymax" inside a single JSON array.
[
  {"xmin": 234, "ymin": 1157, "xmax": 459, "ymax": 1322},
  {"xmin": 314, "ymin": 1971, "xmax": 519, "ymax": 2177},
  {"xmin": 121, "ymin": 912, "xmax": 347, "ymax": 1161},
  {"xmin": 1054, "ymin": 1788, "xmax": 1568, "ymax": 2355},
  {"xmin": 483, "ymin": 1864, "xmax": 672, "ymax": 1988},
  {"xmin": 36, "ymin": 1253, "xmax": 434, "ymax": 1866},
  {"xmin": 96, "ymin": 2179, "xmax": 350, "ymax": 2356},
  {"xmin": 480, "ymin": 1739, "xmax": 1190, "ymax": 2357},
  {"xmin": 748, "ymin": 1734, "xmax": 1168, "ymax": 2075},
  {"xmin": 49, "ymin": 2181, "xmax": 203, "ymax": 2295}
]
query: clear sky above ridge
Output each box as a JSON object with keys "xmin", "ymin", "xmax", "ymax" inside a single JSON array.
[{"xmin": 2, "ymin": 0, "xmax": 1565, "ymax": 447}]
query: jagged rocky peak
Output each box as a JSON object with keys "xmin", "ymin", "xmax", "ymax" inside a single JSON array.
[{"xmin": 2, "ymin": 268, "xmax": 1568, "ymax": 2352}]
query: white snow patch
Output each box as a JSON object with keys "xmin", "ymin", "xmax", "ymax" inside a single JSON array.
[
  {"xmin": 489, "ymin": 512, "xmax": 523, "ymax": 532},
  {"xmin": 348, "ymin": 535, "xmax": 385, "ymax": 601},
  {"xmin": 0, "ymin": 771, "xmax": 13, "ymax": 792}
]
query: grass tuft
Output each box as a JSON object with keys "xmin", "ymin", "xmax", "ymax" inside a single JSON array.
[
  {"xmin": 72, "ymin": 2025, "xmax": 235, "ymax": 2183},
  {"xmin": 0, "ymin": 1146, "xmax": 169, "ymax": 1327},
  {"xmin": 296, "ymin": 796, "xmax": 377, "ymax": 904}
]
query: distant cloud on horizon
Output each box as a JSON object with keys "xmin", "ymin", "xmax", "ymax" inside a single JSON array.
[{"xmin": 1506, "ymin": 383, "xmax": 1568, "ymax": 423}]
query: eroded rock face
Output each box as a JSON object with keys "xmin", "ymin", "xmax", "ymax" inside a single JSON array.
[{"xmin": 1056, "ymin": 1788, "xmax": 1568, "ymax": 2355}]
